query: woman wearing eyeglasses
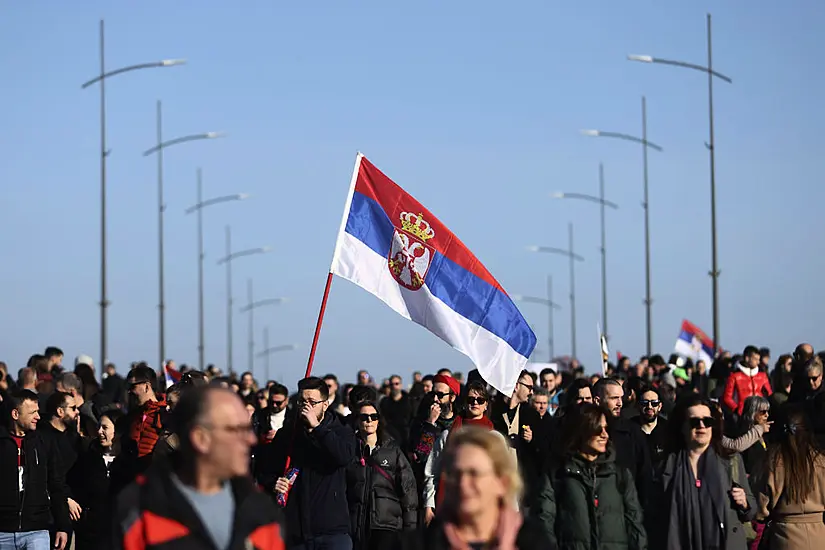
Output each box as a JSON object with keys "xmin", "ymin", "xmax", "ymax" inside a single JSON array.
[
  {"xmin": 424, "ymin": 426, "xmax": 552, "ymax": 549},
  {"xmin": 423, "ymin": 381, "xmax": 494, "ymax": 523},
  {"xmin": 347, "ymin": 401, "xmax": 418, "ymax": 550},
  {"xmin": 647, "ymin": 394, "xmax": 756, "ymax": 550}
]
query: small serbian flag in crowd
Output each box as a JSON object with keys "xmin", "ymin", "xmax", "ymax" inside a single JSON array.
[
  {"xmin": 673, "ymin": 319, "xmax": 716, "ymax": 366},
  {"xmin": 164, "ymin": 363, "xmax": 182, "ymax": 388},
  {"xmin": 330, "ymin": 154, "xmax": 536, "ymax": 395}
]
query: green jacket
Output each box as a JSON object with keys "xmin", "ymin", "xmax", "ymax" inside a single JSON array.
[{"xmin": 532, "ymin": 448, "xmax": 647, "ymax": 550}]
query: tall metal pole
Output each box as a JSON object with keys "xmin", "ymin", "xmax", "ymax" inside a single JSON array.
[
  {"xmin": 642, "ymin": 96, "xmax": 653, "ymax": 356},
  {"xmin": 599, "ymin": 163, "xmax": 608, "ymax": 340},
  {"xmin": 568, "ymin": 223, "xmax": 577, "ymax": 359},
  {"xmin": 707, "ymin": 13, "xmax": 720, "ymax": 356},
  {"xmin": 98, "ymin": 20, "xmax": 108, "ymax": 377},
  {"xmin": 248, "ymin": 279, "xmax": 254, "ymax": 374},
  {"xmin": 546, "ymin": 274, "xmax": 555, "ymax": 361},
  {"xmin": 156, "ymin": 100, "xmax": 166, "ymax": 371},
  {"xmin": 263, "ymin": 326, "xmax": 270, "ymax": 381},
  {"xmin": 225, "ymin": 226, "xmax": 233, "ymax": 373},
  {"xmin": 196, "ymin": 169, "xmax": 205, "ymax": 370}
]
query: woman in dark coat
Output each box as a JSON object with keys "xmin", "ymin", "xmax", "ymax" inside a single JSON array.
[
  {"xmin": 67, "ymin": 408, "xmax": 125, "ymax": 549},
  {"xmin": 347, "ymin": 401, "xmax": 418, "ymax": 550},
  {"xmin": 647, "ymin": 393, "xmax": 756, "ymax": 550},
  {"xmin": 533, "ymin": 403, "xmax": 647, "ymax": 550}
]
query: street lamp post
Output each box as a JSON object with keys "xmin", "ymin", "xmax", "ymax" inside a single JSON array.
[
  {"xmin": 581, "ymin": 100, "xmax": 663, "ymax": 356},
  {"xmin": 143, "ymin": 104, "xmax": 223, "ymax": 371},
  {"xmin": 217, "ymin": 227, "xmax": 270, "ymax": 373},
  {"xmin": 81, "ymin": 19, "xmax": 184, "ymax": 377},
  {"xmin": 552, "ymin": 163, "xmax": 619, "ymax": 340},
  {"xmin": 239, "ymin": 279, "xmax": 288, "ymax": 374},
  {"xmin": 184, "ymin": 169, "xmax": 246, "ymax": 370},
  {"xmin": 513, "ymin": 275, "xmax": 562, "ymax": 361},
  {"xmin": 628, "ymin": 13, "xmax": 732, "ymax": 355},
  {"xmin": 527, "ymin": 223, "xmax": 585, "ymax": 358},
  {"xmin": 257, "ymin": 330, "xmax": 296, "ymax": 382}
]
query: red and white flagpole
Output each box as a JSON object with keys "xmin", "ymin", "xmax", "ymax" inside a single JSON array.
[{"xmin": 282, "ymin": 153, "xmax": 364, "ymax": 477}]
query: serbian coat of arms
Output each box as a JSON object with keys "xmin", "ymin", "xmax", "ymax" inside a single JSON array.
[{"xmin": 388, "ymin": 211, "xmax": 435, "ymax": 291}]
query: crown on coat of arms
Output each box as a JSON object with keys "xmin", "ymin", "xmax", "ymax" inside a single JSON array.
[{"xmin": 400, "ymin": 211, "xmax": 435, "ymax": 242}]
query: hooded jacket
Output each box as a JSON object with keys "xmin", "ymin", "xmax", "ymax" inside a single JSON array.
[
  {"xmin": 722, "ymin": 365, "xmax": 772, "ymax": 415},
  {"xmin": 0, "ymin": 426, "xmax": 71, "ymax": 533},
  {"xmin": 346, "ymin": 436, "xmax": 418, "ymax": 548},
  {"xmin": 256, "ymin": 410, "xmax": 357, "ymax": 547},
  {"xmin": 533, "ymin": 447, "xmax": 647, "ymax": 550}
]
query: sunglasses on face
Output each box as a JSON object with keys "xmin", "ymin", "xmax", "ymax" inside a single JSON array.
[
  {"xmin": 639, "ymin": 399, "xmax": 661, "ymax": 408},
  {"xmin": 808, "ymin": 375, "xmax": 821, "ymax": 382},
  {"xmin": 687, "ymin": 416, "xmax": 714, "ymax": 429},
  {"xmin": 359, "ymin": 413, "xmax": 379, "ymax": 422},
  {"xmin": 271, "ymin": 399, "xmax": 286, "ymax": 407},
  {"xmin": 434, "ymin": 391, "xmax": 452, "ymax": 400},
  {"xmin": 466, "ymin": 396, "xmax": 487, "ymax": 405}
]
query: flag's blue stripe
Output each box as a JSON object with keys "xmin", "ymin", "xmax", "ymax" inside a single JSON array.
[
  {"xmin": 344, "ymin": 191, "xmax": 536, "ymax": 358},
  {"xmin": 679, "ymin": 330, "xmax": 713, "ymax": 355}
]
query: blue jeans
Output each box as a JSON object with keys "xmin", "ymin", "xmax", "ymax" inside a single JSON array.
[
  {"xmin": 0, "ymin": 531, "xmax": 51, "ymax": 550},
  {"xmin": 289, "ymin": 534, "xmax": 353, "ymax": 550}
]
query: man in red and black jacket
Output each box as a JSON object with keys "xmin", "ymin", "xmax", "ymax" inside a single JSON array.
[
  {"xmin": 0, "ymin": 390, "xmax": 71, "ymax": 549},
  {"xmin": 723, "ymin": 345, "xmax": 772, "ymax": 416},
  {"xmin": 113, "ymin": 386, "xmax": 284, "ymax": 549}
]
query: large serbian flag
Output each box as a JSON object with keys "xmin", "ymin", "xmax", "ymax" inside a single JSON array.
[
  {"xmin": 673, "ymin": 319, "xmax": 716, "ymax": 366},
  {"xmin": 330, "ymin": 154, "xmax": 536, "ymax": 395}
]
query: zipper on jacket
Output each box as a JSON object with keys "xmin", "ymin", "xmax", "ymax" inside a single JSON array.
[{"xmin": 18, "ymin": 441, "xmax": 27, "ymax": 530}]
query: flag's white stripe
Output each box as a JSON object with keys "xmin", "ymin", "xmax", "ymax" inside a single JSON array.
[
  {"xmin": 332, "ymin": 231, "xmax": 526, "ymax": 395},
  {"xmin": 674, "ymin": 338, "xmax": 713, "ymax": 366}
]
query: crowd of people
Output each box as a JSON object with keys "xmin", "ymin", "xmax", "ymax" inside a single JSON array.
[{"xmin": 0, "ymin": 342, "xmax": 824, "ymax": 549}]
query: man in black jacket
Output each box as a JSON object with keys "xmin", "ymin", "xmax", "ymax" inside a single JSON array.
[
  {"xmin": 0, "ymin": 389, "xmax": 70, "ymax": 550},
  {"xmin": 261, "ymin": 376, "xmax": 357, "ymax": 550},
  {"xmin": 593, "ymin": 378, "xmax": 652, "ymax": 507},
  {"xmin": 113, "ymin": 386, "xmax": 284, "ymax": 549}
]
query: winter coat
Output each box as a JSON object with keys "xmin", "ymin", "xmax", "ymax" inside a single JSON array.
[
  {"xmin": 533, "ymin": 448, "xmax": 647, "ymax": 550},
  {"xmin": 608, "ymin": 416, "xmax": 653, "ymax": 507},
  {"xmin": 67, "ymin": 441, "xmax": 123, "ymax": 550},
  {"xmin": 256, "ymin": 410, "xmax": 357, "ymax": 547},
  {"xmin": 0, "ymin": 426, "xmax": 71, "ymax": 533},
  {"xmin": 347, "ymin": 437, "xmax": 418, "ymax": 548},
  {"xmin": 112, "ymin": 456, "xmax": 284, "ymax": 550},
  {"xmin": 127, "ymin": 398, "xmax": 167, "ymax": 458},
  {"xmin": 491, "ymin": 401, "xmax": 543, "ymax": 503},
  {"xmin": 647, "ymin": 450, "xmax": 756, "ymax": 550},
  {"xmin": 756, "ymin": 452, "xmax": 825, "ymax": 550},
  {"xmin": 723, "ymin": 365, "xmax": 772, "ymax": 415}
]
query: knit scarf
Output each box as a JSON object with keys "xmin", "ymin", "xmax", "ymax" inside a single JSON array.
[{"xmin": 442, "ymin": 507, "xmax": 522, "ymax": 550}]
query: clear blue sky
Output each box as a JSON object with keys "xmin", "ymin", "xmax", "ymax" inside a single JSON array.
[{"xmin": 2, "ymin": 1, "xmax": 824, "ymax": 387}]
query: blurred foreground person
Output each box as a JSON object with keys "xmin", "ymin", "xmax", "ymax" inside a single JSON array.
[
  {"xmin": 755, "ymin": 405, "xmax": 825, "ymax": 550},
  {"xmin": 423, "ymin": 426, "xmax": 553, "ymax": 549},
  {"xmin": 113, "ymin": 386, "xmax": 284, "ymax": 549}
]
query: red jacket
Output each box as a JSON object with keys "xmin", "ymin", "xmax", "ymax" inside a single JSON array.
[
  {"xmin": 723, "ymin": 365, "xmax": 772, "ymax": 415},
  {"xmin": 128, "ymin": 399, "xmax": 166, "ymax": 458}
]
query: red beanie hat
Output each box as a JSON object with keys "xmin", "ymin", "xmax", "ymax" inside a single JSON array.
[{"xmin": 433, "ymin": 374, "xmax": 460, "ymax": 396}]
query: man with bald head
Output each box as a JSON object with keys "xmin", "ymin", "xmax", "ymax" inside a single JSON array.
[
  {"xmin": 789, "ymin": 343, "xmax": 816, "ymax": 403},
  {"xmin": 114, "ymin": 387, "xmax": 284, "ymax": 549}
]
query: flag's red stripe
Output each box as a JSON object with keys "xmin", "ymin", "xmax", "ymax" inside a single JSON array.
[
  {"xmin": 354, "ymin": 157, "xmax": 504, "ymax": 292},
  {"xmin": 681, "ymin": 319, "xmax": 715, "ymax": 349}
]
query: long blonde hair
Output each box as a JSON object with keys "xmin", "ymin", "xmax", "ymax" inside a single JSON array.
[{"xmin": 442, "ymin": 426, "xmax": 523, "ymax": 508}]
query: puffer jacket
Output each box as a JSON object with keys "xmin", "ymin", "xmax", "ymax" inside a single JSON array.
[
  {"xmin": 533, "ymin": 447, "xmax": 647, "ymax": 550},
  {"xmin": 127, "ymin": 398, "xmax": 167, "ymax": 458},
  {"xmin": 723, "ymin": 365, "xmax": 772, "ymax": 415},
  {"xmin": 347, "ymin": 436, "xmax": 418, "ymax": 548}
]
